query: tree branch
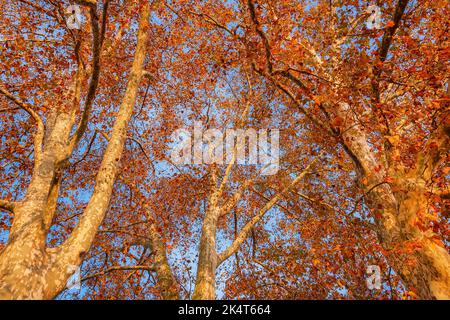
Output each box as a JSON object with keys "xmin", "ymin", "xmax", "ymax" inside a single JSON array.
[
  {"xmin": 370, "ymin": 0, "xmax": 410, "ymax": 134},
  {"xmin": 68, "ymin": 5, "xmax": 103, "ymax": 151},
  {"xmin": 81, "ymin": 265, "xmax": 155, "ymax": 282},
  {"xmin": 0, "ymin": 199, "xmax": 15, "ymax": 213},
  {"xmin": 217, "ymin": 77, "xmax": 253, "ymax": 197},
  {"xmin": 217, "ymin": 153, "xmax": 322, "ymax": 265},
  {"xmin": 247, "ymin": 0, "xmax": 273, "ymax": 73},
  {"xmin": 416, "ymin": 118, "xmax": 450, "ymax": 181},
  {"xmin": 0, "ymin": 85, "xmax": 45, "ymax": 163},
  {"xmin": 73, "ymin": 0, "xmax": 97, "ymax": 7},
  {"xmin": 264, "ymin": 74, "xmax": 335, "ymax": 137},
  {"xmin": 57, "ymin": 2, "xmax": 151, "ymax": 266},
  {"xmin": 377, "ymin": 0, "xmax": 410, "ymax": 66}
]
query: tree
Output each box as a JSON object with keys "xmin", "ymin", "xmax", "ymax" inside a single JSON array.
[
  {"xmin": 0, "ymin": 0, "xmax": 152, "ymax": 299},
  {"xmin": 191, "ymin": 0, "xmax": 449, "ymax": 298}
]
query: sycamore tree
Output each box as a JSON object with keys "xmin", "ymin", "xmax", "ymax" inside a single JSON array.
[
  {"xmin": 0, "ymin": 0, "xmax": 155, "ymax": 298},
  {"xmin": 183, "ymin": 0, "xmax": 449, "ymax": 299}
]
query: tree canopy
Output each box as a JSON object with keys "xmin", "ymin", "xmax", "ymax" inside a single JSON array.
[{"xmin": 0, "ymin": 0, "xmax": 448, "ymax": 300}]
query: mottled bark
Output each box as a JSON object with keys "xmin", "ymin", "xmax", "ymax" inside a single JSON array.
[
  {"xmin": 394, "ymin": 180, "xmax": 450, "ymax": 299},
  {"xmin": 0, "ymin": 111, "xmax": 78, "ymax": 299},
  {"xmin": 56, "ymin": 1, "xmax": 150, "ymax": 271},
  {"xmin": 191, "ymin": 88, "xmax": 254, "ymax": 300},
  {"xmin": 192, "ymin": 204, "xmax": 219, "ymax": 300},
  {"xmin": 357, "ymin": 159, "xmax": 450, "ymax": 300}
]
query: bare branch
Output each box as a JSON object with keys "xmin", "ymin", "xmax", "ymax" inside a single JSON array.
[
  {"xmin": 188, "ymin": 9, "xmax": 235, "ymax": 36},
  {"xmin": 127, "ymin": 136, "xmax": 156, "ymax": 174},
  {"xmin": 217, "ymin": 76, "xmax": 253, "ymax": 197},
  {"xmin": 261, "ymin": 74, "xmax": 335, "ymax": 137},
  {"xmin": 0, "ymin": 86, "xmax": 43, "ymax": 128},
  {"xmin": 334, "ymin": 13, "xmax": 369, "ymax": 47}
]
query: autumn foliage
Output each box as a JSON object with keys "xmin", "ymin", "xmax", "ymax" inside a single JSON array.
[{"xmin": 0, "ymin": 0, "xmax": 449, "ymax": 300}]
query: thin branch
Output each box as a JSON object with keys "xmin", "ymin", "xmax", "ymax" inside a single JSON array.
[
  {"xmin": 293, "ymin": 190, "xmax": 335, "ymax": 211},
  {"xmin": 188, "ymin": 9, "xmax": 234, "ymax": 36},
  {"xmin": 81, "ymin": 265, "xmax": 155, "ymax": 282},
  {"xmin": 261, "ymin": 73, "xmax": 335, "ymax": 137},
  {"xmin": 348, "ymin": 182, "xmax": 391, "ymax": 216},
  {"xmin": 18, "ymin": 0, "xmax": 58, "ymax": 19},
  {"xmin": 72, "ymin": 131, "xmax": 99, "ymax": 167},
  {"xmin": 0, "ymin": 107, "xmax": 20, "ymax": 113},
  {"xmin": 127, "ymin": 136, "xmax": 156, "ymax": 174},
  {"xmin": 216, "ymin": 73, "xmax": 253, "ymax": 197},
  {"xmin": 0, "ymin": 85, "xmax": 45, "ymax": 162},
  {"xmin": 0, "ymin": 199, "xmax": 15, "ymax": 213},
  {"xmin": 0, "ymin": 86, "xmax": 43, "ymax": 127},
  {"xmin": 220, "ymin": 162, "xmax": 273, "ymax": 216},
  {"xmin": 334, "ymin": 13, "xmax": 369, "ymax": 47}
]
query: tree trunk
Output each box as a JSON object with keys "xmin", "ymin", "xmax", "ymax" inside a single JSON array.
[
  {"xmin": 368, "ymin": 178, "xmax": 450, "ymax": 299},
  {"xmin": 337, "ymin": 102, "xmax": 450, "ymax": 299},
  {"xmin": 147, "ymin": 221, "xmax": 180, "ymax": 300},
  {"xmin": 192, "ymin": 206, "xmax": 219, "ymax": 300}
]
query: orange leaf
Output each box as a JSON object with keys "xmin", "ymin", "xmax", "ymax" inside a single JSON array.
[
  {"xmin": 385, "ymin": 176, "xmax": 395, "ymax": 183},
  {"xmin": 386, "ymin": 21, "xmax": 395, "ymax": 28}
]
